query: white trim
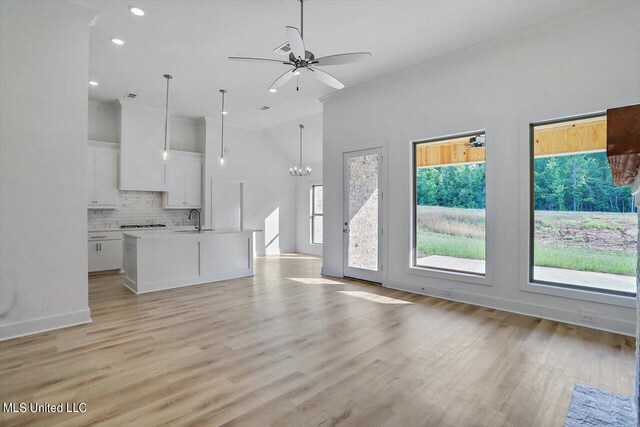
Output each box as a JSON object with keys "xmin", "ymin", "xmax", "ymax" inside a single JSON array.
[
  {"xmin": 167, "ymin": 149, "xmax": 203, "ymax": 159},
  {"xmin": 88, "ymin": 140, "xmax": 119, "ymax": 150},
  {"xmin": 0, "ymin": 309, "xmax": 92, "ymax": 342},
  {"xmin": 520, "ymin": 281, "xmax": 636, "ymax": 308},
  {"xmin": 406, "ymin": 266, "xmax": 490, "ymax": 286},
  {"xmin": 384, "ymin": 279, "xmax": 635, "ymax": 336}
]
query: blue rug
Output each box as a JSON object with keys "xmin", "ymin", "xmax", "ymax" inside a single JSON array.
[{"xmin": 565, "ymin": 384, "xmax": 636, "ymax": 426}]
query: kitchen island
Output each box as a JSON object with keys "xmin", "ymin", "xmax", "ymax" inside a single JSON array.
[{"xmin": 123, "ymin": 229, "xmax": 260, "ymax": 294}]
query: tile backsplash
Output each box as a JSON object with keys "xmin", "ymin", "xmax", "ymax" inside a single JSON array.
[{"xmin": 88, "ymin": 191, "xmax": 198, "ymax": 230}]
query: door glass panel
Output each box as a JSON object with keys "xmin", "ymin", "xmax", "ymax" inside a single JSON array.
[{"xmin": 347, "ymin": 154, "xmax": 379, "ymax": 271}]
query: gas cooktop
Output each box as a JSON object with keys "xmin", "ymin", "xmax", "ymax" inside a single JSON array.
[{"xmin": 119, "ymin": 224, "xmax": 167, "ymax": 229}]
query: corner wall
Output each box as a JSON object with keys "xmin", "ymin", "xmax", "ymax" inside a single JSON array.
[
  {"xmin": 203, "ymin": 119, "xmax": 297, "ymax": 255},
  {"xmin": 321, "ymin": 2, "xmax": 640, "ymax": 335},
  {"xmin": 0, "ymin": 0, "xmax": 93, "ymax": 340},
  {"xmin": 265, "ymin": 113, "xmax": 323, "ymax": 256}
]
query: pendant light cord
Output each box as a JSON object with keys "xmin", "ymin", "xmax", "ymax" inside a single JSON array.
[
  {"xmin": 163, "ymin": 75, "xmax": 172, "ymax": 152},
  {"xmin": 299, "ymin": 124, "xmax": 304, "ymax": 169}
]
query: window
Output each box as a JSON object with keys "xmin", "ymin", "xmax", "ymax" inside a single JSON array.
[
  {"xmin": 530, "ymin": 114, "xmax": 636, "ymax": 296},
  {"xmin": 311, "ymin": 185, "xmax": 323, "ymax": 245},
  {"xmin": 413, "ymin": 131, "xmax": 486, "ymax": 276}
]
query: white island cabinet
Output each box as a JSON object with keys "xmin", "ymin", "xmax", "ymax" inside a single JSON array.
[{"xmin": 123, "ymin": 229, "xmax": 259, "ymax": 294}]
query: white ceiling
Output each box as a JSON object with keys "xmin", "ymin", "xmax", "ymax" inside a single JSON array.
[{"xmin": 73, "ymin": 0, "xmax": 603, "ymax": 129}]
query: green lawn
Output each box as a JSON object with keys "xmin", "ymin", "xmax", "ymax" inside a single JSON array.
[
  {"xmin": 417, "ymin": 231, "xmax": 485, "ymax": 260},
  {"xmin": 533, "ymin": 244, "xmax": 634, "ymax": 276},
  {"xmin": 416, "ymin": 206, "xmax": 636, "ymax": 276}
]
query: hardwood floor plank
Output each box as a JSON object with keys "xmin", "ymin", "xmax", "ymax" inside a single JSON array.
[{"xmin": 0, "ymin": 254, "xmax": 634, "ymax": 426}]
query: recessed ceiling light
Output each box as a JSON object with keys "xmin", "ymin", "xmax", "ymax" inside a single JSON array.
[
  {"xmin": 129, "ymin": 6, "xmax": 145, "ymax": 16},
  {"xmin": 269, "ymin": 88, "xmax": 277, "ymax": 93},
  {"xmin": 221, "ymin": 111, "xmax": 228, "ymax": 115},
  {"xmin": 111, "ymin": 38, "xmax": 125, "ymax": 45},
  {"xmin": 89, "ymin": 81, "xmax": 99, "ymax": 86}
]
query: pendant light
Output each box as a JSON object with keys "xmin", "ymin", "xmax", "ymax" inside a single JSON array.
[
  {"xmin": 290, "ymin": 124, "xmax": 311, "ymax": 176},
  {"xmin": 162, "ymin": 74, "xmax": 172, "ymax": 163},
  {"xmin": 219, "ymin": 89, "xmax": 227, "ymax": 166}
]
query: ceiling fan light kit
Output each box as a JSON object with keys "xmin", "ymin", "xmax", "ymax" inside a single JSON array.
[{"xmin": 229, "ymin": 0, "xmax": 371, "ymax": 93}]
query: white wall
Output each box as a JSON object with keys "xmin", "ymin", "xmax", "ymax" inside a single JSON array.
[
  {"xmin": 88, "ymin": 101, "xmax": 201, "ymax": 152},
  {"xmin": 171, "ymin": 117, "xmax": 202, "ymax": 152},
  {"xmin": 88, "ymin": 100, "xmax": 120, "ymax": 143},
  {"xmin": 203, "ymin": 119, "xmax": 297, "ymax": 255},
  {"xmin": 265, "ymin": 113, "xmax": 323, "ymax": 255},
  {"xmin": 321, "ymin": 2, "xmax": 640, "ymax": 335},
  {"xmin": 0, "ymin": 0, "xmax": 93, "ymax": 340}
]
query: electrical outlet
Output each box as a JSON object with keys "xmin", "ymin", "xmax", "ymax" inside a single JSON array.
[{"xmin": 580, "ymin": 309, "xmax": 597, "ymax": 324}]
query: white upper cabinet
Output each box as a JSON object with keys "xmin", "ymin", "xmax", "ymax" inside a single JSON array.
[
  {"xmin": 119, "ymin": 101, "xmax": 167, "ymax": 191},
  {"xmin": 88, "ymin": 141, "xmax": 119, "ymax": 209},
  {"xmin": 163, "ymin": 151, "xmax": 202, "ymax": 209}
]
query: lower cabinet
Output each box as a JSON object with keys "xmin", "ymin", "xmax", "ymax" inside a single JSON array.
[{"xmin": 88, "ymin": 233, "xmax": 123, "ymax": 272}]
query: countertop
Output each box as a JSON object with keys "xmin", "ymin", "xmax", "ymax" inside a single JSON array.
[
  {"xmin": 123, "ymin": 228, "xmax": 263, "ymax": 239},
  {"xmin": 88, "ymin": 225, "xmax": 196, "ymax": 233}
]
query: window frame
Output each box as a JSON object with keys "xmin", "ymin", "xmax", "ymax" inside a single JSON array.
[
  {"xmin": 528, "ymin": 111, "xmax": 636, "ymax": 298},
  {"xmin": 411, "ymin": 130, "xmax": 488, "ymax": 279},
  {"xmin": 311, "ymin": 184, "xmax": 323, "ymax": 245}
]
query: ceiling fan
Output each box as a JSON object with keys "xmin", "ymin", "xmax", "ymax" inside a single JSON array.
[{"xmin": 229, "ymin": 0, "xmax": 371, "ymax": 92}]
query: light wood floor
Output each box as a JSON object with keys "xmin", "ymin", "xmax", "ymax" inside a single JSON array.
[{"xmin": 0, "ymin": 254, "xmax": 635, "ymax": 426}]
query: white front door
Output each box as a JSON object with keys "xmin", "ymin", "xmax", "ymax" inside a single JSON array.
[{"xmin": 343, "ymin": 148, "xmax": 383, "ymax": 283}]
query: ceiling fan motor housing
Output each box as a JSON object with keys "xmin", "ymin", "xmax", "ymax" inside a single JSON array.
[{"xmin": 290, "ymin": 50, "xmax": 315, "ymax": 65}]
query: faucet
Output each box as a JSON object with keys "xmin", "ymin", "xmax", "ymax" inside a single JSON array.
[{"xmin": 189, "ymin": 209, "xmax": 201, "ymax": 232}]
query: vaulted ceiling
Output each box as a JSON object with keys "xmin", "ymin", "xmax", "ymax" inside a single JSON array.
[{"xmin": 73, "ymin": 0, "xmax": 604, "ymax": 129}]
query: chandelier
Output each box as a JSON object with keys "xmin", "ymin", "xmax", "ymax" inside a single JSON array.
[{"xmin": 290, "ymin": 124, "xmax": 311, "ymax": 176}]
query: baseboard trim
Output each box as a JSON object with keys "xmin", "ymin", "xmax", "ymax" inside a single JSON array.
[
  {"xmin": 0, "ymin": 308, "xmax": 92, "ymax": 341},
  {"xmin": 384, "ymin": 280, "xmax": 635, "ymax": 337},
  {"xmin": 321, "ymin": 266, "xmax": 343, "ymax": 278},
  {"xmin": 293, "ymin": 251, "xmax": 323, "ymax": 258}
]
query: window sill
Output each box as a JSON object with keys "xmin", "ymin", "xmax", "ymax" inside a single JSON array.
[
  {"xmin": 407, "ymin": 265, "xmax": 491, "ymax": 286},
  {"xmin": 521, "ymin": 281, "xmax": 636, "ymax": 308}
]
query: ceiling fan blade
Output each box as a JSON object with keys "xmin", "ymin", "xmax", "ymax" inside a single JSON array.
[
  {"xmin": 269, "ymin": 69, "xmax": 296, "ymax": 92},
  {"xmin": 308, "ymin": 68, "xmax": 345, "ymax": 90},
  {"xmin": 285, "ymin": 26, "xmax": 306, "ymax": 60},
  {"xmin": 313, "ymin": 52, "xmax": 372, "ymax": 66},
  {"xmin": 229, "ymin": 56, "xmax": 293, "ymax": 65}
]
